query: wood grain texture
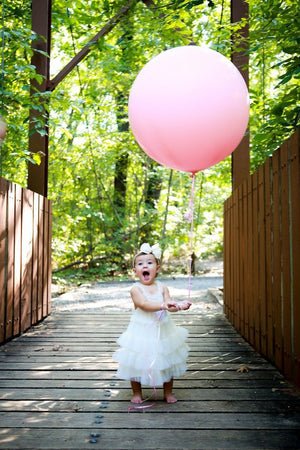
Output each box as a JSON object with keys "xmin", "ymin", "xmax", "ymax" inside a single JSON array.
[
  {"xmin": 0, "ymin": 311, "xmax": 299, "ymax": 449},
  {"xmin": 224, "ymin": 130, "xmax": 300, "ymax": 388}
]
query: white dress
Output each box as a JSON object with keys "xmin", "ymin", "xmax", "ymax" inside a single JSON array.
[{"xmin": 113, "ymin": 281, "xmax": 189, "ymax": 386}]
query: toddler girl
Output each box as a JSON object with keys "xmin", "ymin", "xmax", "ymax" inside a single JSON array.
[{"xmin": 113, "ymin": 243, "xmax": 191, "ymax": 404}]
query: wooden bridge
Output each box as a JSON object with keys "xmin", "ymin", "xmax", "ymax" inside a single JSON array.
[{"xmin": 0, "ymin": 309, "xmax": 299, "ymax": 449}]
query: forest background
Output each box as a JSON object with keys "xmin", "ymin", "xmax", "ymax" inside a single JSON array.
[{"xmin": 1, "ymin": 0, "xmax": 299, "ymax": 285}]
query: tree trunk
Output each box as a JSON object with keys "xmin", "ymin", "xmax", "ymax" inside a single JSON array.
[{"xmin": 141, "ymin": 161, "xmax": 163, "ymax": 240}]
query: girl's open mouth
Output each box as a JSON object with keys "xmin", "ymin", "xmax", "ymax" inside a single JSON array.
[{"xmin": 142, "ymin": 270, "xmax": 150, "ymax": 280}]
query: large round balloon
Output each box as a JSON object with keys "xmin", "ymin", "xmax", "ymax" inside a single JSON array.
[{"xmin": 128, "ymin": 46, "xmax": 249, "ymax": 173}]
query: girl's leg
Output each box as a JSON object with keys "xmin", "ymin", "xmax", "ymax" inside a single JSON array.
[
  {"xmin": 163, "ymin": 378, "xmax": 177, "ymax": 403},
  {"xmin": 130, "ymin": 380, "xmax": 143, "ymax": 404}
]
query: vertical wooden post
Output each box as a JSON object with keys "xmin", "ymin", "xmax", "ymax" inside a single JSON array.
[
  {"xmin": 27, "ymin": 0, "xmax": 51, "ymax": 197},
  {"xmin": 6, "ymin": 182, "xmax": 15, "ymax": 340},
  {"xmin": 290, "ymin": 130, "xmax": 300, "ymax": 382},
  {"xmin": 14, "ymin": 184, "xmax": 22, "ymax": 336},
  {"xmin": 0, "ymin": 179, "xmax": 7, "ymax": 342},
  {"xmin": 231, "ymin": 0, "xmax": 250, "ymax": 190}
]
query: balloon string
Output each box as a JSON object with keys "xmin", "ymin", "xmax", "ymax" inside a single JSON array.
[{"xmin": 184, "ymin": 173, "xmax": 196, "ymax": 300}]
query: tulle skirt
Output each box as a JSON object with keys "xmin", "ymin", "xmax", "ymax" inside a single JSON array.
[{"xmin": 113, "ymin": 308, "xmax": 189, "ymax": 386}]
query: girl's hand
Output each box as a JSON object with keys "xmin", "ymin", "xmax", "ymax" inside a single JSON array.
[
  {"xmin": 166, "ymin": 301, "xmax": 178, "ymax": 312},
  {"xmin": 177, "ymin": 301, "xmax": 192, "ymax": 311},
  {"xmin": 165, "ymin": 301, "xmax": 192, "ymax": 312}
]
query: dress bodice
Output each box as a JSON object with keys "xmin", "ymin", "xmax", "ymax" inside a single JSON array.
[{"xmin": 136, "ymin": 281, "xmax": 164, "ymax": 303}]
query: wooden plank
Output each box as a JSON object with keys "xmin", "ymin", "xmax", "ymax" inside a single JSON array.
[
  {"xmin": 272, "ymin": 149, "xmax": 283, "ymax": 370},
  {"xmin": 0, "ymin": 353, "xmax": 268, "ymax": 364},
  {"xmin": 2, "ymin": 328, "xmax": 239, "ymax": 336},
  {"xmin": 229, "ymin": 193, "xmax": 235, "ymax": 325},
  {"xmin": 47, "ymin": 200, "xmax": 52, "ymax": 314},
  {"xmin": 0, "ymin": 342, "xmax": 250, "ymax": 351},
  {"xmin": 223, "ymin": 197, "xmax": 229, "ymax": 317},
  {"xmin": 5, "ymin": 181, "xmax": 15, "ymax": 340},
  {"xmin": 223, "ymin": 197, "xmax": 231, "ymax": 319},
  {"xmin": 0, "ymin": 350, "xmax": 259, "ymax": 359},
  {"xmin": 258, "ymin": 165, "xmax": 267, "ymax": 357},
  {"xmin": 264, "ymin": 158, "xmax": 274, "ymax": 364},
  {"xmin": 0, "ymin": 377, "xmax": 288, "ymax": 389},
  {"xmin": 290, "ymin": 130, "xmax": 300, "ymax": 383},
  {"xmin": 43, "ymin": 312, "xmax": 226, "ymax": 320},
  {"xmin": 229, "ymin": 194, "xmax": 234, "ymax": 323},
  {"xmin": 233, "ymin": 190, "xmax": 239, "ymax": 330},
  {"xmin": 0, "ymin": 361, "xmax": 275, "ymax": 371},
  {"xmin": 280, "ymin": 141, "xmax": 293, "ymax": 380},
  {"xmin": 37, "ymin": 195, "xmax": 44, "ymax": 321},
  {"xmin": 0, "ymin": 369, "xmax": 283, "ymax": 381},
  {"xmin": 237, "ymin": 184, "xmax": 243, "ymax": 333},
  {"xmin": 42, "ymin": 198, "xmax": 49, "ymax": 318},
  {"xmin": 0, "ymin": 387, "xmax": 290, "ymax": 402},
  {"xmin": 20, "ymin": 328, "xmax": 238, "ymax": 336},
  {"xmin": 247, "ymin": 175, "xmax": 254, "ymax": 344},
  {"xmin": 0, "ymin": 370, "xmax": 288, "ymax": 388},
  {"xmin": 240, "ymin": 182, "xmax": 246, "ymax": 336},
  {"xmin": 243, "ymin": 179, "xmax": 250, "ymax": 341},
  {"xmin": 20, "ymin": 189, "xmax": 33, "ymax": 333},
  {"xmin": 0, "ymin": 398, "xmax": 296, "ymax": 413},
  {"xmin": 31, "ymin": 192, "xmax": 39, "ymax": 324},
  {"xmin": 13, "ymin": 183, "xmax": 22, "ymax": 337},
  {"xmin": 0, "ymin": 353, "xmax": 269, "ymax": 362},
  {"xmin": 0, "ymin": 178, "xmax": 7, "ymax": 343},
  {"xmin": 0, "ymin": 344, "xmax": 259, "ymax": 353},
  {"xmin": 252, "ymin": 171, "xmax": 260, "ymax": 351},
  {"xmin": 1, "ymin": 428, "xmax": 299, "ymax": 450},
  {"xmin": 1, "ymin": 411, "xmax": 300, "ymax": 430},
  {"xmin": 3, "ymin": 336, "xmax": 247, "ymax": 345}
]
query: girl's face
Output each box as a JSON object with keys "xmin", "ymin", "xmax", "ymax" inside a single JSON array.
[{"xmin": 133, "ymin": 253, "xmax": 160, "ymax": 285}]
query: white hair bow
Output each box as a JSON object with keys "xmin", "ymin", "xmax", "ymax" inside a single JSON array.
[{"xmin": 139, "ymin": 243, "xmax": 162, "ymax": 260}]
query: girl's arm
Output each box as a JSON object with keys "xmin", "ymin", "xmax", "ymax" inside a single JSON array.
[
  {"xmin": 130, "ymin": 285, "xmax": 174, "ymax": 312},
  {"xmin": 162, "ymin": 285, "xmax": 178, "ymax": 312},
  {"xmin": 162, "ymin": 285, "xmax": 192, "ymax": 312}
]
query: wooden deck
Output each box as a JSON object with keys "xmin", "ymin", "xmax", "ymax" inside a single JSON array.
[{"xmin": 0, "ymin": 311, "xmax": 300, "ymax": 449}]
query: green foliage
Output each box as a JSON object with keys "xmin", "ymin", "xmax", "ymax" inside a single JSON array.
[
  {"xmin": 248, "ymin": 0, "xmax": 299, "ymax": 169},
  {"xmin": 1, "ymin": 0, "xmax": 299, "ymax": 277},
  {"xmin": 0, "ymin": 1, "xmax": 51, "ymax": 183}
]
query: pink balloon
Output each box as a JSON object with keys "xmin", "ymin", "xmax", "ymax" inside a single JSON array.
[{"xmin": 128, "ymin": 46, "xmax": 249, "ymax": 173}]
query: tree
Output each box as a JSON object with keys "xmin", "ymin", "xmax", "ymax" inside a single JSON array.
[{"xmin": 1, "ymin": 0, "xmax": 299, "ymax": 274}]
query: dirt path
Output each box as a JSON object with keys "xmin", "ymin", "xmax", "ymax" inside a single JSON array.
[{"xmin": 51, "ymin": 260, "xmax": 223, "ymax": 314}]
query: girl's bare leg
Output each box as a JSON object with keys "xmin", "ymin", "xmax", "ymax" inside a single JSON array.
[
  {"xmin": 130, "ymin": 380, "xmax": 143, "ymax": 404},
  {"xmin": 163, "ymin": 378, "xmax": 177, "ymax": 403}
]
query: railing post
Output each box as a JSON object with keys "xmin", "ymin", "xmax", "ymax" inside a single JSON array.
[
  {"xmin": 27, "ymin": 0, "xmax": 52, "ymax": 197},
  {"xmin": 231, "ymin": 0, "xmax": 250, "ymax": 190}
]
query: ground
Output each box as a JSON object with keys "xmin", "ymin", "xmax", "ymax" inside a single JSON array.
[{"xmin": 51, "ymin": 259, "xmax": 223, "ymax": 314}]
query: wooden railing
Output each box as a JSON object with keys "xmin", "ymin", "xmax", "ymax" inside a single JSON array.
[
  {"xmin": 224, "ymin": 130, "xmax": 300, "ymax": 387},
  {"xmin": 0, "ymin": 177, "xmax": 52, "ymax": 344}
]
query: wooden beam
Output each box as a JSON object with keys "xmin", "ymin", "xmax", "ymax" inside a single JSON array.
[
  {"xmin": 28, "ymin": 0, "xmax": 51, "ymax": 197},
  {"xmin": 48, "ymin": 0, "xmax": 138, "ymax": 91},
  {"xmin": 231, "ymin": 0, "xmax": 250, "ymax": 191}
]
